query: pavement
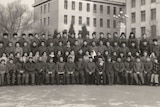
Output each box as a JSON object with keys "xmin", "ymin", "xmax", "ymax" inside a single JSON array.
[{"xmin": 0, "ymin": 85, "xmax": 159, "ymax": 107}]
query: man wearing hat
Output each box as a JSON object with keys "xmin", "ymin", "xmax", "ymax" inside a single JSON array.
[
  {"xmin": 113, "ymin": 57, "xmax": 125, "ymax": 84},
  {"xmin": 2, "ymin": 33, "xmax": 10, "ymax": 48},
  {"xmin": 151, "ymin": 39, "xmax": 160, "ymax": 57},
  {"xmin": 24, "ymin": 57, "xmax": 36, "ymax": 85},
  {"xmin": 6, "ymin": 58, "xmax": 16, "ymax": 85},
  {"xmin": 85, "ymin": 57, "xmax": 96, "ymax": 84},
  {"xmin": 65, "ymin": 57, "xmax": 76, "ymax": 84},
  {"xmin": 133, "ymin": 57, "xmax": 145, "ymax": 85}
]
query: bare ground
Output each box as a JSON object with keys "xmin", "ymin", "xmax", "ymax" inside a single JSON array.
[{"xmin": 0, "ymin": 85, "xmax": 159, "ymax": 107}]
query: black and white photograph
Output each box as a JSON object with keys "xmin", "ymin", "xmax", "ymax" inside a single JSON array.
[{"xmin": 0, "ymin": 0, "xmax": 160, "ymax": 107}]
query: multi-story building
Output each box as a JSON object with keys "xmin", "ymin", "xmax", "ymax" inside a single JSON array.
[
  {"xmin": 126, "ymin": 0, "xmax": 159, "ymax": 38},
  {"xmin": 33, "ymin": 0, "xmax": 125, "ymax": 37}
]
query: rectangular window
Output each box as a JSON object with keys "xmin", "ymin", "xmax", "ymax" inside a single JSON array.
[
  {"xmin": 107, "ymin": 6, "xmax": 110, "ymax": 14},
  {"xmin": 113, "ymin": 7, "xmax": 116, "ymax": 15},
  {"xmin": 93, "ymin": 18, "xmax": 96, "ymax": 27},
  {"xmin": 151, "ymin": 25, "xmax": 156, "ymax": 36},
  {"xmin": 44, "ymin": 4, "xmax": 46, "ymax": 14},
  {"xmin": 100, "ymin": 18, "xmax": 103, "ymax": 27},
  {"xmin": 71, "ymin": 16, "xmax": 75, "ymax": 24},
  {"xmin": 100, "ymin": 5, "xmax": 103, "ymax": 14},
  {"xmin": 64, "ymin": 0, "xmax": 68, "ymax": 9},
  {"xmin": 141, "ymin": 27, "xmax": 146, "ymax": 35},
  {"xmin": 131, "ymin": 12, "xmax": 136, "ymax": 23},
  {"xmin": 64, "ymin": 15, "xmax": 68, "ymax": 24},
  {"xmin": 141, "ymin": 0, "xmax": 145, "ymax": 5},
  {"xmin": 40, "ymin": 19, "xmax": 42, "ymax": 25},
  {"xmin": 44, "ymin": 18, "xmax": 46, "ymax": 26},
  {"xmin": 79, "ymin": 2, "xmax": 82, "ymax": 11},
  {"xmin": 72, "ymin": 1, "xmax": 75, "ymax": 10},
  {"xmin": 87, "ymin": 17, "xmax": 90, "ymax": 26},
  {"xmin": 93, "ymin": 4, "xmax": 97, "ymax": 13},
  {"xmin": 141, "ymin": 11, "xmax": 146, "ymax": 22},
  {"xmin": 41, "ymin": 6, "xmax": 43, "ymax": 14},
  {"xmin": 151, "ymin": 9, "xmax": 156, "ymax": 20},
  {"xmin": 131, "ymin": 0, "xmax": 136, "ymax": 8},
  {"xmin": 151, "ymin": 0, "xmax": 156, "ymax": 3},
  {"xmin": 119, "ymin": 8, "xmax": 122, "ymax": 12},
  {"xmin": 79, "ymin": 16, "xmax": 82, "ymax": 25},
  {"xmin": 107, "ymin": 19, "xmax": 110, "ymax": 28},
  {"xmin": 131, "ymin": 28, "xmax": 136, "ymax": 34},
  {"xmin": 48, "ymin": 17, "xmax": 50, "ymax": 26},
  {"xmin": 113, "ymin": 20, "xmax": 116, "ymax": 28},
  {"xmin": 48, "ymin": 3, "xmax": 50, "ymax": 12},
  {"xmin": 87, "ymin": 3, "xmax": 90, "ymax": 12}
]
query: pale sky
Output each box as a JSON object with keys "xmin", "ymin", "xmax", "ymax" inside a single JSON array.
[{"xmin": 0, "ymin": 0, "xmax": 34, "ymax": 10}]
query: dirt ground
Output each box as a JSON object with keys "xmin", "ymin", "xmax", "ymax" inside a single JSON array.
[{"xmin": 0, "ymin": 85, "xmax": 159, "ymax": 107}]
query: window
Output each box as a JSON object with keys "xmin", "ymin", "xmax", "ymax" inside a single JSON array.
[
  {"xmin": 87, "ymin": 3, "xmax": 90, "ymax": 12},
  {"xmin": 100, "ymin": 18, "xmax": 103, "ymax": 27},
  {"xmin": 119, "ymin": 8, "xmax": 122, "ymax": 12},
  {"xmin": 151, "ymin": 9, "xmax": 156, "ymax": 20},
  {"xmin": 141, "ymin": 11, "xmax": 145, "ymax": 22},
  {"xmin": 113, "ymin": 7, "xmax": 116, "ymax": 15},
  {"xmin": 44, "ymin": 18, "xmax": 46, "ymax": 26},
  {"xmin": 131, "ymin": 28, "xmax": 136, "ymax": 34},
  {"xmin": 72, "ymin": 1, "xmax": 75, "ymax": 10},
  {"xmin": 87, "ymin": 17, "xmax": 90, "ymax": 26},
  {"xmin": 71, "ymin": 16, "xmax": 75, "ymax": 24},
  {"xmin": 41, "ymin": 6, "xmax": 43, "ymax": 14},
  {"xmin": 93, "ymin": 4, "xmax": 97, "ymax": 13},
  {"xmin": 93, "ymin": 18, "xmax": 96, "ymax": 27},
  {"xmin": 113, "ymin": 20, "xmax": 116, "ymax": 28},
  {"xmin": 141, "ymin": 27, "xmax": 146, "ymax": 35},
  {"xmin": 131, "ymin": 12, "xmax": 136, "ymax": 23},
  {"xmin": 100, "ymin": 5, "xmax": 103, "ymax": 14},
  {"xmin": 151, "ymin": 25, "xmax": 156, "ymax": 37},
  {"xmin": 48, "ymin": 17, "xmax": 50, "ymax": 26},
  {"xmin": 107, "ymin": 19, "xmax": 110, "ymax": 28},
  {"xmin": 44, "ymin": 4, "xmax": 46, "ymax": 14},
  {"xmin": 40, "ymin": 19, "xmax": 42, "ymax": 25},
  {"xmin": 79, "ymin": 2, "xmax": 82, "ymax": 11},
  {"xmin": 79, "ymin": 16, "xmax": 82, "ymax": 25},
  {"xmin": 151, "ymin": 0, "xmax": 156, "ymax": 3},
  {"xmin": 131, "ymin": 0, "xmax": 136, "ymax": 8},
  {"xmin": 107, "ymin": 6, "xmax": 110, "ymax": 14},
  {"xmin": 141, "ymin": 0, "xmax": 145, "ymax": 5},
  {"xmin": 64, "ymin": 0, "xmax": 68, "ymax": 9},
  {"xmin": 64, "ymin": 15, "xmax": 68, "ymax": 24},
  {"xmin": 48, "ymin": 3, "xmax": 50, "ymax": 12}
]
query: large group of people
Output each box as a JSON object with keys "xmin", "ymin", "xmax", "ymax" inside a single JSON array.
[{"xmin": 0, "ymin": 32, "xmax": 159, "ymax": 86}]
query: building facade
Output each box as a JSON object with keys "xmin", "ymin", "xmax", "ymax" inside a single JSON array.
[
  {"xmin": 33, "ymin": 0, "xmax": 125, "ymax": 38},
  {"xmin": 126, "ymin": 0, "xmax": 160, "ymax": 38}
]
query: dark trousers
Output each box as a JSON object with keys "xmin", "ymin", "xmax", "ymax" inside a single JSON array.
[
  {"xmin": 66, "ymin": 73, "xmax": 75, "ymax": 84},
  {"xmin": 124, "ymin": 72, "xmax": 133, "ymax": 85},
  {"xmin": 143, "ymin": 72, "xmax": 151, "ymax": 85},
  {"xmin": 133, "ymin": 73, "xmax": 144, "ymax": 85},
  {"xmin": 6, "ymin": 72, "xmax": 16, "ymax": 85},
  {"xmin": 86, "ymin": 72, "xmax": 95, "ymax": 85},
  {"xmin": 115, "ymin": 72, "xmax": 123, "ymax": 84},
  {"xmin": 0, "ymin": 73, "xmax": 5, "ymax": 86},
  {"xmin": 25, "ymin": 73, "xmax": 35, "ymax": 85},
  {"xmin": 57, "ymin": 73, "xmax": 65, "ymax": 85},
  {"xmin": 96, "ymin": 72, "xmax": 106, "ymax": 85},
  {"xmin": 36, "ymin": 72, "xmax": 45, "ymax": 85},
  {"xmin": 45, "ymin": 72, "xmax": 55, "ymax": 84},
  {"xmin": 17, "ymin": 73, "xmax": 25, "ymax": 85},
  {"xmin": 75, "ymin": 71, "xmax": 79, "ymax": 84},
  {"xmin": 79, "ymin": 72, "xmax": 85, "ymax": 84},
  {"xmin": 107, "ymin": 72, "xmax": 114, "ymax": 85}
]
